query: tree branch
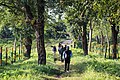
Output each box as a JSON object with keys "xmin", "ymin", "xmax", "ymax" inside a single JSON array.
[
  {"xmin": 0, "ymin": 2, "xmax": 23, "ymax": 13},
  {"xmin": 24, "ymin": 3, "xmax": 34, "ymax": 20},
  {"xmin": 117, "ymin": 26, "xmax": 119, "ymax": 34}
]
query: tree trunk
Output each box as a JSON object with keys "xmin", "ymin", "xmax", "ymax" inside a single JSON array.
[
  {"xmin": 35, "ymin": 27, "xmax": 46, "ymax": 64},
  {"xmin": 14, "ymin": 38, "xmax": 16, "ymax": 62},
  {"xmin": 101, "ymin": 31, "xmax": 104, "ymax": 52},
  {"xmin": 106, "ymin": 34, "xmax": 110, "ymax": 59},
  {"xmin": 82, "ymin": 23, "xmax": 88, "ymax": 55},
  {"xmin": 24, "ymin": 37, "xmax": 32, "ymax": 58},
  {"xmin": 24, "ymin": 0, "xmax": 46, "ymax": 64},
  {"xmin": 108, "ymin": 41, "xmax": 110, "ymax": 59},
  {"xmin": 88, "ymin": 20, "xmax": 92, "ymax": 52},
  {"xmin": 96, "ymin": 36, "xmax": 100, "ymax": 44},
  {"xmin": 101, "ymin": 31, "xmax": 104, "ymax": 46},
  {"xmin": 104, "ymin": 44, "xmax": 107, "ymax": 58},
  {"xmin": 111, "ymin": 24, "xmax": 119, "ymax": 59},
  {"xmin": 36, "ymin": 0, "xmax": 46, "ymax": 64},
  {"xmin": 20, "ymin": 34, "xmax": 22, "ymax": 58}
]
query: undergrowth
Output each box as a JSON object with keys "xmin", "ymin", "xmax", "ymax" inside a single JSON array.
[{"xmin": 0, "ymin": 40, "xmax": 120, "ymax": 80}]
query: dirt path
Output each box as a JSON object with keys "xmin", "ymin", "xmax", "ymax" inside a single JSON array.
[
  {"xmin": 53, "ymin": 59, "xmax": 75, "ymax": 79},
  {"xmin": 60, "ymin": 39, "xmax": 73, "ymax": 45}
]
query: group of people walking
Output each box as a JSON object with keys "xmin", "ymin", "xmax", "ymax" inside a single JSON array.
[{"xmin": 52, "ymin": 43, "xmax": 72, "ymax": 72}]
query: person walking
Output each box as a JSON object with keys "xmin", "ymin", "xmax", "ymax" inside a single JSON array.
[
  {"xmin": 63, "ymin": 45, "xmax": 67, "ymax": 51},
  {"xmin": 60, "ymin": 46, "xmax": 64, "ymax": 62},
  {"xmin": 58, "ymin": 43, "xmax": 62, "ymax": 60},
  {"xmin": 52, "ymin": 46, "xmax": 57, "ymax": 62},
  {"xmin": 63, "ymin": 46, "xmax": 72, "ymax": 72}
]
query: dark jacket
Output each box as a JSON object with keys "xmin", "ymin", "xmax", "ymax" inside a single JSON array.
[{"xmin": 64, "ymin": 50, "xmax": 72, "ymax": 63}]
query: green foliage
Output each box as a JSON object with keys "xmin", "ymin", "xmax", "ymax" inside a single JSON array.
[
  {"xmin": 0, "ymin": 0, "xmax": 35, "ymax": 40},
  {"xmin": 0, "ymin": 40, "xmax": 120, "ymax": 80},
  {"xmin": 93, "ymin": 0, "xmax": 120, "ymax": 24},
  {"xmin": 45, "ymin": 21, "xmax": 68, "ymax": 39},
  {"xmin": 0, "ymin": 26, "xmax": 13, "ymax": 38},
  {"xmin": 0, "ymin": 0, "xmax": 120, "ymax": 79},
  {"xmin": 61, "ymin": 0, "xmax": 97, "ymax": 44}
]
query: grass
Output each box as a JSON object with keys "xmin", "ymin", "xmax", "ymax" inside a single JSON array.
[{"xmin": 0, "ymin": 39, "xmax": 120, "ymax": 80}]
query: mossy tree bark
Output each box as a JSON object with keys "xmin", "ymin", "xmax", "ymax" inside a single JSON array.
[
  {"xmin": 24, "ymin": 0, "xmax": 46, "ymax": 64},
  {"xmin": 111, "ymin": 24, "xmax": 119, "ymax": 59}
]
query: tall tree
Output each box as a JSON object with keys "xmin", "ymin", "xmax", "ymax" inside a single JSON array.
[
  {"xmin": 23, "ymin": 0, "xmax": 46, "ymax": 64},
  {"xmin": 62, "ymin": 0, "xmax": 97, "ymax": 55},
  {"xmin": 88, "ymin": 19, "xmax": 93, "ymax": 52},
  {"xmin": 0, "ymin": 0, "xmax": 35, "ymax": 59},
  {"xmin": 93, "ymin": 0, "xmax": 120, "ymax": 59},
  {"xmin": 36, "ymin": 0, "xmax": 46, "ymax": 64}
]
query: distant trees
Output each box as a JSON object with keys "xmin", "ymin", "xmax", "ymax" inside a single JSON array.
[
  {"xmin": 45, "ymin": 22, "xmax": 68, "ymax": 39},
  {"xmin": 60, "ymin": 0, "xmax": 97, "ymax": 55},
  {"xmin": 0, "ymin": 0, "xmax": 119, "ymax": 61},
  {"xmin": 93, "ymin": 0, "xmax": 120, "ymax": 59},
  {"xmin": 59, "ymin": 0, "xmax": 120, "ymax": 57},
  {"xmin": 0, "ymin": 0, "xmax": 37, "ymax": 60},
  {"xmin": 22, "ymin": 0, "xmax": 47, "ymax": 64}
]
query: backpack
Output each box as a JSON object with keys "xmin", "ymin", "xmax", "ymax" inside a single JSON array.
[{"xmin": 62, "ymin": 50, "xmax": 72, "ymax": 59}]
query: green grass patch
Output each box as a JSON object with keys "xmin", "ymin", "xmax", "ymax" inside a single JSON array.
[{"xmin": 0, "ymin": 40, "xmax": 120, "ymax": 80}]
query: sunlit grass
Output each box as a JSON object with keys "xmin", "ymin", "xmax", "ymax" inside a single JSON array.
[{"xmin": 0, "ymin": 39, "xmax": 120, "ymax": 80}]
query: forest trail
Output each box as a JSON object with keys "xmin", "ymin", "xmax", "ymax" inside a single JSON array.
[
  {"xmin": 60, "ymin": 39, "xmax": 73, "ymax": 45},
  {"xmin": 51, "ymin": 55, "xmax": 78, "ymax": 80}
]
